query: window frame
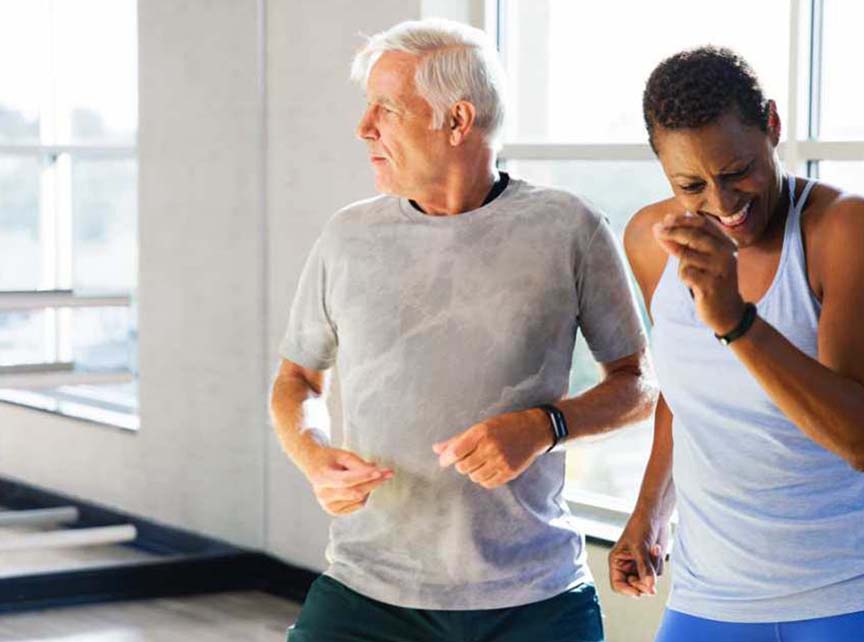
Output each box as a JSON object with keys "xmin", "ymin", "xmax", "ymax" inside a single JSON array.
[
  {"xmin": 0, "ymin": 1, "xmax": 138, "ymax": 429},
  {"xmin": 496, "ymin": 0, "xmax": 864, "ymax": 172},
  {"xmin": 493, "ymin": 0, "xmax": 864, "ymax": 517}
]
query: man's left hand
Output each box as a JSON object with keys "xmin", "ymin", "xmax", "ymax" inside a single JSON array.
[{"xmin": 433, "ymin": 408, "xmax": 554, "ymax": 489}]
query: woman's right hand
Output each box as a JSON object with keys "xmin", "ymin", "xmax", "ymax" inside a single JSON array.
[{"xmin": 608, "ymin": 512, "xmax": 669, "ymax": 597}]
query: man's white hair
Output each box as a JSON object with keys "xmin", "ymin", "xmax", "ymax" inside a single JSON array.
[{"xmin": 351, "ymin": 18, "xmax": 506, "ymax": 147}]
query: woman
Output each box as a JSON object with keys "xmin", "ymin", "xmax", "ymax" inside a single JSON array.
[{"xmin": 609, "ymin": 46, "xmax": 864, "ymax": 641}]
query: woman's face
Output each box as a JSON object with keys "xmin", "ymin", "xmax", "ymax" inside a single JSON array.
[{"xmin": 653, "ymin": 106, "xmax": 783, "ymax": 249}]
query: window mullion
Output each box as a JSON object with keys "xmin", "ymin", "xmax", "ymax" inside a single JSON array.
[
  {"xmin": 38, "ymin": 154, "xmax": 57, "ymax": 362},
  {"xmin": 784, "ymin": 0, "xmax": 803, "ymax": 173},
  {"xmin": 808, "ymin": 0, "xmax": 824, "ymax": 141},
  {"xmin": 45, "ymin": 0, "xmax": 74, "ymax": 365},
  {"xmin": 55, "ymin": 152, "xmax": 74, "ymax": 363}
]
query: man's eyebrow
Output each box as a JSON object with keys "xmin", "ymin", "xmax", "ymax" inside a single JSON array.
[{"xmin": 368, "ymin": 95, "xmax": 402, "ymax": 109}]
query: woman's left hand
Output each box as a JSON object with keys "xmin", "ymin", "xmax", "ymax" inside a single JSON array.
[{"xmin": 652, "ymin": 212, "xmax": 747, "ymax": 335}]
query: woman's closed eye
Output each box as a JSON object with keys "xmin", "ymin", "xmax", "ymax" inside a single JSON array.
[
  {"xmin": 679, "ymin": 182, "xmax": 704, "ymax": 193},
  {"xmin": 722, "ymin": 163, "xmax": 752, "ymax": 181}
]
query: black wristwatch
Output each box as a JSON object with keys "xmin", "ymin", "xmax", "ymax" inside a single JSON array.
[
  {"xmin": 715, "ymin": 302, "xmax": 758, "ymax": 346},
  {"xmin": 537, "ymin": 404, "xmax": 568, "ymax": 452}
]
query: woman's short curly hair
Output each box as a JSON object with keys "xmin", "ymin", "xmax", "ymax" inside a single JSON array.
[{"xmin": 643, "ymin": 46, "xmax": 770, "ymax": 153}]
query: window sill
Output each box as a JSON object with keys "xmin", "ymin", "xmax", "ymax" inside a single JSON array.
[
  {"xmin": 0, "ymin": 389, "xmax": 139, "ymax": 431},
  {"xmin": 566, "ymin": 488, "xmax": 677, "ymax": 547},
  {"xmin": 565, "ymin": 489, "xmax": 632, "ymax": 545}
]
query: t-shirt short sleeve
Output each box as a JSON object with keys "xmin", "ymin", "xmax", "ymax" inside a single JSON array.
[
  {"xmin": 576, "ymin": 216, "xmax": 647, "ymax": 364},
  {"xmin": 278, "ymin": 237, "xmax": 338, "ymax": 370}
]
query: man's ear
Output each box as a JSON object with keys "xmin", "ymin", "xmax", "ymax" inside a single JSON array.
[
  {"xmin": 766, "ymin": 100, "xmax": 781, "ymax": 146},
  {"xmin": 448, "ymin": 101, "xmax": 477, "ymax": 146}
]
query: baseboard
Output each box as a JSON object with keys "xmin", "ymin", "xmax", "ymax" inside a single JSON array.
[{"xmin": 0, "ymin": 476, "xmax": 318, "ymax": 614}]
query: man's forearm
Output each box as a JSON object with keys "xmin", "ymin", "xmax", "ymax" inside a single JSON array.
[
  {"xmin": 557, "ymin": 356, "xmax": 657, "ymax": 443},
  {"xmin": 269, "ymin": 371, "xmax": 331, "ymax": 472},
  {"xmin": 270, "ymin": 365, "xmax": 394, "ymax": 514}
]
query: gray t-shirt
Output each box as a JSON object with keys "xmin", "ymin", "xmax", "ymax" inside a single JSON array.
[{"xmin": 279, "ymin": 177, "xmax": 646, "ymax": 610}]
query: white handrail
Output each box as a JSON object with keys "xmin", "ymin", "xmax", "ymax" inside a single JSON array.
[
  {"xmin": 0, "ymin": 290, "xmax": 131, "ymax": 311},
  {"xmin": 0, "ymin": 362, "xmax": 74, "ymax": 375},
  {"xmin": 0, "ymin": 525, "xmax": 137, "ymax": 552},
  {"xmin": 0, "ymin": 369, "xmax": 134, "ymax": 389},
  {"xmin": 0, "ymin": 507, "xmax": 79, "ymax": 527}
]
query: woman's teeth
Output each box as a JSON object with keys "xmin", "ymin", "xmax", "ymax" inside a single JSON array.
[{"xmin": 719, "ymin": 201, "xmax": 751, "ymax": 228}]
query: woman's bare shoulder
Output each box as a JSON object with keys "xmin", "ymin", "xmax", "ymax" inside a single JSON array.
[
  {"xmin": 803, "ymin": 181, "xmax": 864, "ymax": 299},
  {"xmin": 625, "ymin": 198, "xmax": 684, "ymax": 246},
  {"xmin": 624, "ymin": 197, "xmax": 684, "ymax": 312}
]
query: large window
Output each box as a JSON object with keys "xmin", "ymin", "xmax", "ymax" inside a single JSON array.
[
  {"xmin": 0, "ymin": 0, "xmax": 138, "ymax": 429},
  {"xmin": 496, "ymin": 0, "xmax": 864, "ymax": 506}
]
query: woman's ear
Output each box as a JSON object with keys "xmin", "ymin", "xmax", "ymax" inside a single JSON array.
[{"xmin": 766, "ymin": 100, "xmax": 781, "ymax": 146}]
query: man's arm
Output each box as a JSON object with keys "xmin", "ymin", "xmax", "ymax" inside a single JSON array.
[
  {"xmin": 271, "ymin": 359, "xmax": 331, "ymax": 461},
  {"xmin": 557, "ymin": 348, "xmax": 656, "ymax": 440},
  {"xmin": 435, "ymin": 209, "xmax": 658, "ymax": 489},
  {"xmin": 434, "ymin": 348, "xmax": 656, "ymax": 490},
  {"xmin": 270, "ymin": 359, "xmax": 394, "ymax": 515}
]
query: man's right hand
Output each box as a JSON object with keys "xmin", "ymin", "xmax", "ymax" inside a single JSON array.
[
  {"xmin": 608, "ymin": 513, "xmax": 669, "ymax": 598},
  {"xmin": 299, "ymin": 445, "xmax": 394, "ymax": 516}
]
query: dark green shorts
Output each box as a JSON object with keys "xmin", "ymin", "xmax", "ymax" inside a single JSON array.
[{"xmin": 287, "ymin": 575, "xmax": 604, "ymax": 642}]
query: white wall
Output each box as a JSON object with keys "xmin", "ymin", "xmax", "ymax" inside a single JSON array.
[{"xmin": 0, "ymin": 0, "xmax": 267, "ymax": 547}]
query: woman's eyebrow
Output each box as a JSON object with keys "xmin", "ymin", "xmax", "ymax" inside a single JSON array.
[
  {"xmin": 671, "ymin": 172, "xmax": 702, "ymax": 180},
  {"xmin": 672, "ymin": 157, "xmax": 755, "ymax": 179},
  {"xmin": 718, "ymin": 157, "xmax": 754, "ymax": 172}
]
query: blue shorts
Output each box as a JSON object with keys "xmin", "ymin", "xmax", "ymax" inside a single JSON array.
[{"xmin": 655, "ymin": 608, "xmax": 864, "ymax": 642}]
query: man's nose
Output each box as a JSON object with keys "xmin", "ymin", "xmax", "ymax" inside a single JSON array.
[{"xmin": 356, "ymin": 108, "xmax": 378, "ymax": 141}]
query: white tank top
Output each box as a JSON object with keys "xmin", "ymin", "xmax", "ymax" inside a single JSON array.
[{"xmin": 650, "ymin": 175, "xmax": 864, "ymax": 622}]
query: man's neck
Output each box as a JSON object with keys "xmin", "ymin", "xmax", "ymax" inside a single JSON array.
[{"xmin": 411, "ymin": 152, "xmax": 498, "ymax": 216}]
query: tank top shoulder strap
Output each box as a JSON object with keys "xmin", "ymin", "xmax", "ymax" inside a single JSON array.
[
  {"xmin": 779, "ymin": 174, "xmax": 820, "ymax": 309},
  {"xmin": 789, "ymin": 174, "xmax": 817, "ymax": 218},
  {"xmin": 783, "ymin": 174, "xmax": 814, "ymax": 243}
]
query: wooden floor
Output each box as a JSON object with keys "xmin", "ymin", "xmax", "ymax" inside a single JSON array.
[
  {"xmin": 0, "ymin": 508, "xmax": 301, "ymax": 640},
  {"xmin": 0, "ymin": 591, "xmax": 302, "ymax": 641}
]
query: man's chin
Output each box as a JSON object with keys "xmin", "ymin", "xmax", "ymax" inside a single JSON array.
[
  {"xmin": 373, "ymin": 176, "xmax": 399, "ymax": 196},
  {"xmin": 371, "ymin": 169, "xmax": 411, "ymax": 198}
]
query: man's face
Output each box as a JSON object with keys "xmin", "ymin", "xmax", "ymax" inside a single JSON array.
[{"xmin": 356, "ymin": 51, "xmax": 449, "ymax": 197}]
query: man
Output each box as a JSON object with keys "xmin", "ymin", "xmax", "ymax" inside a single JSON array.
[{"xmin": 270, "ymin": 18, "xmax": 655, "ymax": 642}]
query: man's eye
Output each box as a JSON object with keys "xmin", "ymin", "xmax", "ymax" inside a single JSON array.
[{"xmin": 680, "ymin": 183, "xmax": 703, "ymax": 193}]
